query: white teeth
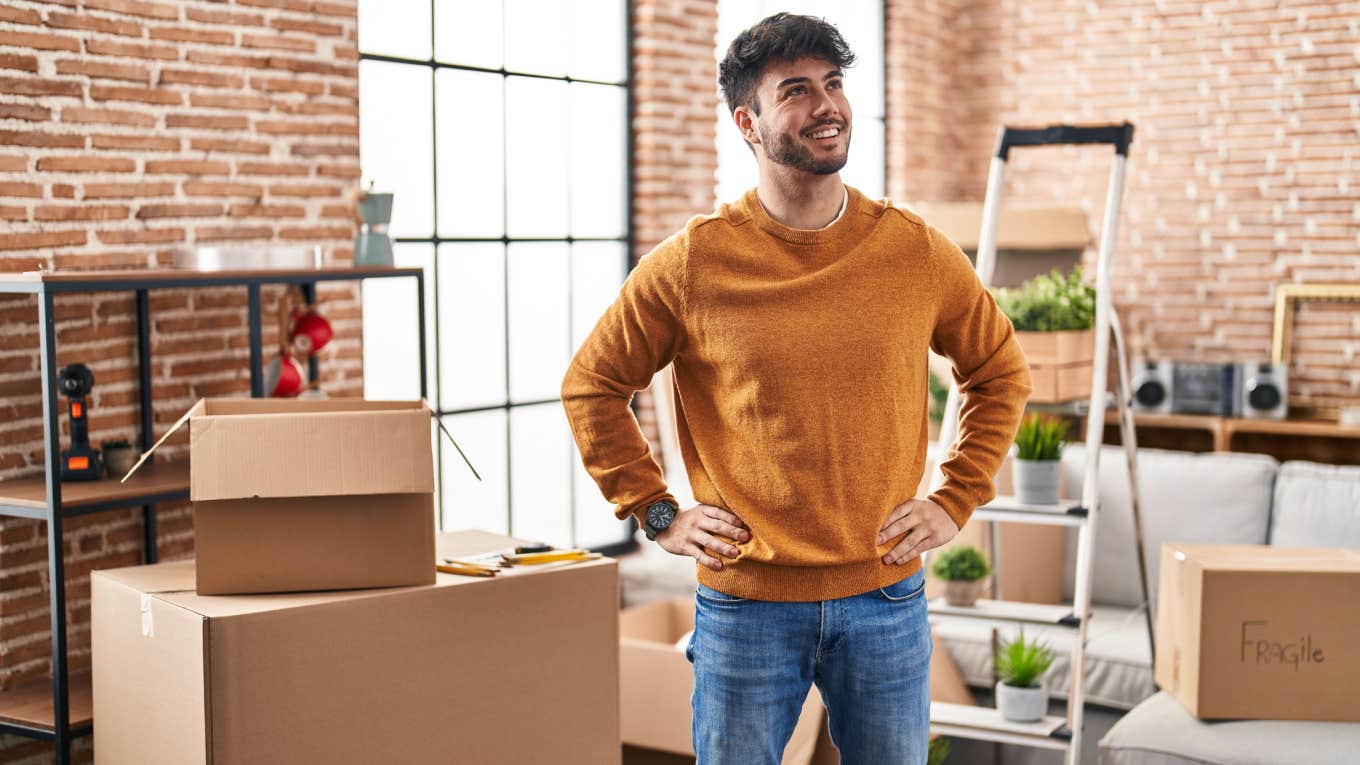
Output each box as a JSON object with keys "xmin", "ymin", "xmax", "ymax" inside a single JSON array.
[{"xmin": 811, "ymin": 127, "xmax": 839, "ymax": 139}]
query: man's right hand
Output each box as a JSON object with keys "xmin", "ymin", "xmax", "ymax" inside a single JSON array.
[{"xmin": 655, "ymin": 504, "xmax": 750, "ymax": 572}]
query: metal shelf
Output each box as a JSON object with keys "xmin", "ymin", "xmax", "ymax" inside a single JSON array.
[
  {"xmin": 930, "ymin": 701, "xmax": 1070, "ymax": 751},
  {"xmin": 0, "ymin": 462, "xmax": 189, "ymax": 521},
  {"xmin": 0, "ymin": 673, "xmax": 91, "ymax": 741},
  {"xmin": 928, "ymin": 597, "xmax": 1080, "ymax": 629}
]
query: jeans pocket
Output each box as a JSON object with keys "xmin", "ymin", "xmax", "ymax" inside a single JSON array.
[
  {"xmin": 695, "ymin": 584, "xmax": 748, "ymax": 604},
  {"xmin": 878, "ymin": 570, "xmax": 927, "ymax": 603}
]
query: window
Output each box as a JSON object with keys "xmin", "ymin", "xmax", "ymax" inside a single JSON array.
[
  {"xmin": 358, "ymin": 0, "xmax": 633, "ymax": 551},
  {"xmin": 716, "ymin": 1, "xmax": 886, "ymax": 203}
]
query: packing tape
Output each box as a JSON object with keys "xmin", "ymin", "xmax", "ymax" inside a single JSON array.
[{"xmin": 140, "ymin": 593, "xmax": 154, "ymax": 638}]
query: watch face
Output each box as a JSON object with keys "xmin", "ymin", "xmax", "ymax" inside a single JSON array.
[{"xmin": 646, "ymin": 502, "xmax": 676, "ymax": 531}]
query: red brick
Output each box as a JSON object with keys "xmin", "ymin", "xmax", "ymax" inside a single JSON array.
[
  {"xmin": 35, "ymin": 156, "xmax": 136, "ymax": 173},
  {"xmin": 279, "ymin": 225, "xmax": 351, "ymax": 240},
  {"xmin": 277, "ymin": 101, "xmax": 358, "ymax": 117},
  {"xmin": 195, "ymin": 225, "xmax": 272, "ymax": 241},
  {"xmin": 158, "ymin": 69, "xmax": 246, "ymax": 89},
  {"xmin": 313, "ymin": 2, "xmax": 354, "ymax": 18},
  {"xmin": 188, "ymin": 92, "xmax": 270, "ymax": 110},
  {"xmin": 0, "ymin": 130, "xmax": 84, "ymax": 149},
  {"xmin": 96, "ymin": 228, "xmax": 185, "ymax": 244},
  {"xmin": 189, "ymin": 138, "xmax": 270, "ymax": 155},
  {"xmin": 83, "ymin": 181, "xmax": 175, "ymax": 199},
  {"xmin": 265, "ymin": 56, "xmax": 352, "ymax": 77},
  {"xmin": 60, "ymin": 107, "xmax": 156, "ymax": 128},
  {"xmin": 229, "ymin": 203, "xmax": 305, "ymax": 218},
  {"xmin": 51, "ymin": 183, "xmax": 75, "ymax": 198},
  {"xmin": 331, "ymin": 44, "xmax": 357, "ymax": 62},
  {"xmin": 250, "ymin": 75, "xmax": 325, "ymax": 96},
  {"xmin": 184, "ymin": 6, "xmax": 265, "ymax": 26},
  {"xmin": 182, "ymin": 181, "xmax": 264, "ymax": 198},
  {"xmin": 267, "ymin": 183, "xmax": 337, "ymax": 198},
  {"xmin": 83, "ymin": 0, "xmax": 179, "ymax": 20},
  {"xmin": 91, "ymin": 134, "xmax": 180, "ymax": 152},
  {"xmin": 0, "ymin": 205, "xmax": 26, "ymax": 220},
  {"xmin": 85, "ymin": 38, "xmax": 177, "ymax": 60},
  {"xmin": 235, "ymin": 160, "xmax": 310, "ymax": 176},
  {"xmin": 46, "ymin": 10, "xmax": 143, "ymax": 37},
  {"xmin": 0, "ymin": 183, "xmax": 42, "ymax": 198},
  {"xmin": 316, "ymin": 163, "xmax": 361, "ymax": 179},
  {"xmin": 185, "ymin": 49, "xmax": 269, "ymax": 69},
  {"xmin": 165, "ymin": 113, "xmax": 248, "ymax": 131},
  {"xmin": 135, "ymin": 203, "xmax": 225, "ymax": 219},
  {"xmin": 0, "ymin": 30, "xmax": 80, "ymax": 52},
  {"xmin": 148, "ymin": 27, "xmax": 236, "ymax": 45},
  {"xmin": 0, "ymin": 76, "xmax": 83, "ymax": 98},
  {"xmin": 319, "ymin": 203, "xmax": 352, "ymax": 219},
  {"xmin": 143, "ymin": 160, "xmax": 231, "ymax": 176},
  {"xmin": 91, "ymin": 85, "xmax": 182, "ymax": 106},
  {"xmin": 237, "ymin": 0, "xmax": 311, "ymax": 10},
  {"xmin": 241, "ymin": 33, "xmax": 316, "ymax": 52},
  {"xmin": 270, "ymin": 16, "xmax": 344, "ymax": 36},
  {"xmin": 0, "ymin": 231, "xmax": 87, "ymax": 251},
  {"xmin": 254, "ymin": 120, "xmax": 356, "ymax": 136},
  {"xmin": 55, "ymin": 59, "xmax": 151, "ymax": 83},
  {"xmin": 328, "ymin": 82, "xmax": 357, "ymax": 99},
  {"xmin": 34, "ymin": 205, "xmax": 129, "ymax": 222},
  {"xmin": 0, "ymin": 103, "xmax": 51, "ymax": 121},
  {"xmin": 0, "ymin": 53, "xmax": 38, "ymax": 73},
  {"xmin": 0, "ymin": 6, "xmax": 41, "ymax": 24},
  {"xmin": 290, "ymin": 143, "xmax": 355, "ymax": 157}
]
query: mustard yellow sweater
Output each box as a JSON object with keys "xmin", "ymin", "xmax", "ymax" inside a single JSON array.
[{"xmin": 562, "ymin": 186, "xmax": 1032, "ymax": 601}]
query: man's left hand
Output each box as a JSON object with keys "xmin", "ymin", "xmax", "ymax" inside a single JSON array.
[{"xmin": 877, "ymin": 498, "xmax": 959, "ymax": 565}]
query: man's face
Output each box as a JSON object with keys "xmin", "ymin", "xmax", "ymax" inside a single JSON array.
[{"xmin": 743, "ymin": 57, "xmax": 852, "ymax": 176}]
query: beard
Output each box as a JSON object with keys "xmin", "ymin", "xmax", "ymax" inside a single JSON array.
[{"xmin": 757, "ymin": 120, "xmax": 851, "ymax": 175}]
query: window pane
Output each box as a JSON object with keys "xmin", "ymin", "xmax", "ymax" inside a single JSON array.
[
  {"xmin": 842, "ymin": 117, "xmax": 885, "ymax": 199},
  {"xmin": 570, "ymin": 242, "xmax": 627, "ymax": 352},
  {"xmin": 357, "ymin": 0, "xmax": 431, "ymax": 60},
  {"xmin": 437, "ymin": 243, "xmax": 506, "ymax": 410},
  {"xmin": 505, "ymin": 77, "xmax": 569, "ymax": 237},
  {"xmin": 569, "ymin": 0, "xmax": 626, "ymax": 83},
  {"xmin": 569, "ymin": 83, "xmax": 626, "ymax": 239},
  {"xmin": 507, "ymin": 242, "xmax": 569, "ymax": 402},
  {"xmin": 363, "ymin": 244, "xmax": 434, "ymax": 400},
  {"xmin": 510, "ymin": 403, "xmax": 572, "ymax": 544},
  {"xmin": 573, "ymin": 446, "xmax": 628, "ymax": 548},
  {"xmin": 504, "ymin": 0, "xmax": 567, "ymax": 76},
  {"xmin": 441, "ymin": 409, "xmax": 509, "ymax": 533},
  {"xmin": 434, "ymin": 0, "xmax": 502, "ymax": 69},
  {"xmin": 436, "ymin": 70, "xmax": 505, "ymax": 238},
  {"xmin": 359, "ymin": 61, "xmax": 434, "ymax": 238}
]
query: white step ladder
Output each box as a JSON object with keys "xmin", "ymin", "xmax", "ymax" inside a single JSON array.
[{"xmin": 927, "ymin": 123, "xmax": 1154, "ymax": 765}]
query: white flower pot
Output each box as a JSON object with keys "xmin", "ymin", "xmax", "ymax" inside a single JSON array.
[
  {"xmin": 1013, "ymin": 458, "xmax": 1060, "ymax": 505},
  {"xmin": 995, "ymin": 680, "xmax": 1047, "ymax": 723}
]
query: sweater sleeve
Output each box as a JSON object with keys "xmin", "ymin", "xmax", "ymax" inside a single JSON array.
[
  {"xmin": 925, "ymin": 226, "xmax": 1033, "ymax": 529},
  {"xmin": 561, "ymin": 230, "xmax": 688, "ymax": 524}
]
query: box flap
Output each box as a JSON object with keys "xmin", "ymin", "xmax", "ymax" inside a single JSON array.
[
  {"xmin": 190, "ymin": 405, "xmax": 434, "ymax": 500},
  {"xmin": 120, "ymin": 399, "xmax": 206, "ymax": 483},
  {"xmin": 1168, "ymin": 543, "xmax": 1360, "ymax": 572},
  {"xmin": 200, "ymin": 398, "xmax": 424, "ymax": 416}
]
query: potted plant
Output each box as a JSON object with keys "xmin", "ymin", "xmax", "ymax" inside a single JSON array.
[
  {"xmin": 992, "ymin": 267, "xmax": 1096, "ymax": 403},
  {"xmin": 994, "ymin": 629, "xmax": 1056, "ymax": 722},
  {"xmin": 927, "ymin": 735, "xmax": 951, "ymax": 765},
  {"xmin": 929, "ymin": 544, "xmax": 991, "ymax": 606},
  {"xmin": 100, "ymin": 438, "xmax": 137, "ymax": 478},
  {"xmin": 1013, "ymin": 414, "xmax": 1067, "ymax": 505}
]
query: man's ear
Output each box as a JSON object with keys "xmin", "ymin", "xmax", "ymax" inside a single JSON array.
[{"xmin": 733, "ymin": 106, "xmax": 760, "ymax": 146}]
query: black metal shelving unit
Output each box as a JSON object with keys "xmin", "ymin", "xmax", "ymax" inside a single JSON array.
[{"xmin": 0, "ymin": 266, "xmax": 426, "ymax": 764}]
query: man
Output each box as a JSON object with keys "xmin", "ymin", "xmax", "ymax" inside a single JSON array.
[{"xmin": 562, "ymin": 12, "xmax": 1031, "ymax": 764}]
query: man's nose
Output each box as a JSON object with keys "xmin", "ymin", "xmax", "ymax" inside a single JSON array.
[{"xmin": 810, "ymin": 88, "xmax": 838, "ymax": 118}]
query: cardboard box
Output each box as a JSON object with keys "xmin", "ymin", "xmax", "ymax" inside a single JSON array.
[
  {"xmin": 1154, "ymin": 543, "xmax": 1360, "ymax": 722},
  {"xmin": 133, "ymin": 398, "xmax": 437, "ymax": 594},
  {"xmin": 93, "ymin": 530, "xmax": 621, "ymax": 765},
  {"xmin": 619, "ymin": 598, "xmax": 824, "ymax": 763}
]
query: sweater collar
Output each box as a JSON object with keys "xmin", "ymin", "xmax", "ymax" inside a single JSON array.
[{"xmin": 744, "ymin": 185, "xmax": 862, "ymax": 245}]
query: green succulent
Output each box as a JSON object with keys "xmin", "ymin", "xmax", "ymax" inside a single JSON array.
[
  {"xmin": 928, "ymin": 369, "xmax": 949, "ymax": 425},
  {"xmin": 1014, "ymin": 414, "xmax": 1066, "ymax": 461},
  {"xmin": 927, "ymin": 735, "xmax": 952, "ymax": 765},
  {"xmin": 992, "ymin": 267, "xmax": 1096, "ymax": 332},
  {"xmin": 995, "ymin": 630, "xmax": 1056, "ymax": 688},
  {"xmin": 930, "ymin": 544, "xmax": 991, "ymax": 582}
]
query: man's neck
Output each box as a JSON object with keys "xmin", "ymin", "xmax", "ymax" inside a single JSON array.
[{"xmin": 755, "ymin": 170, "xmax": 845, "ymax": 230}]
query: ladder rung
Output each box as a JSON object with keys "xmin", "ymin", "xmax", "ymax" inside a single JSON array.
[
  {"xmin": 927, "ymin": 597, "xmax": 1080, "ymax": 629},
  {"xmin": 929, "ymin": 701, "xmax": 1070, "ymax": 751}
]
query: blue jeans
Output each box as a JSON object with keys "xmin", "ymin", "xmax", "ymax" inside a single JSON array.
[{"xmin": 686, "ymin": 568, "xmax": 932, "ymax": 764}]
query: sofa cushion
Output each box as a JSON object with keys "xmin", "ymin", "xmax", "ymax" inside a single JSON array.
[
  {"xmin": 1099, "ymin": 691, "xmax": 1360, "ymax": 765},
  {"xmin": 931, "ymin": 604, "xmax": 1155, "ymax": 711},
  {"xmin": 1269, "ymin": 461, "xmax": 1360, "ymax": 550},
  {"xmin": 1060, "ymin": 445, "xmax": 1278, "ymax": 611}
]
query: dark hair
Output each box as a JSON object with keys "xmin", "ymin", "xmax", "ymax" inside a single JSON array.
[{"xmin": 718, "ymin": 13, "xmax": 856, "ymax": 116}]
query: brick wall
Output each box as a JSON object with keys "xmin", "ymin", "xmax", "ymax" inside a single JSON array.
[
  {"xmin": 0, "ymin": 1, "xmax": 360, "ymax": 760},
  {"xmin": 631, "ymin": 0, "xmax": 719, "ymax": 462},
  {"xmin": 887, "ymin": 0, "xmax": 1360, "ymax": 406}
]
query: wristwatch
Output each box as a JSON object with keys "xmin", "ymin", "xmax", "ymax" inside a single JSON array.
[{"xmin": 643, "ymin": 500, "xmax": 679, "ymax": 541}]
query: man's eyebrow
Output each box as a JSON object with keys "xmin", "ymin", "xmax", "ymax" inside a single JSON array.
[{"xmin": 775, "ymin": 71, "xmax": 843, "ymax": 90}]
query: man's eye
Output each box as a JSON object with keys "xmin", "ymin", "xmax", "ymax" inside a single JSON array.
[
  {"xmin": 788, "ymin": 86, "xmax": 806, "ymax": 96},
  {"xmin": 829, "ymin": 80, "xmax": 843, "ymax": 90}
]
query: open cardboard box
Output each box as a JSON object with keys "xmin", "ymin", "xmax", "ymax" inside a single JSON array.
[
  {"xmin": 93, "ymin": 530, "xmax": 621, "ymax": 765},
  {"xmin": 1155, "ymin": 543, "xmax": 1360, "ymax": 722},
  {"xmin": 126, "ymin": 398, "xmax": 437, "ymax": 595}
]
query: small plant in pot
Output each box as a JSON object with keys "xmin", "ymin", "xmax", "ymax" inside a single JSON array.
[
  {"xmin": 100, "ymin": 439, "xmax": 137, "ymax": 479},
  {"xmin": 1013, "ymin": 413, "xmax": 1066, "ymax": 505},
  {"xmin": 995, "ymin": 630, "xmax": 1056, "ymax": 722},
  {"xmin": 929, "ymin": 544, "xmax": 991, "ymax": 607}
]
